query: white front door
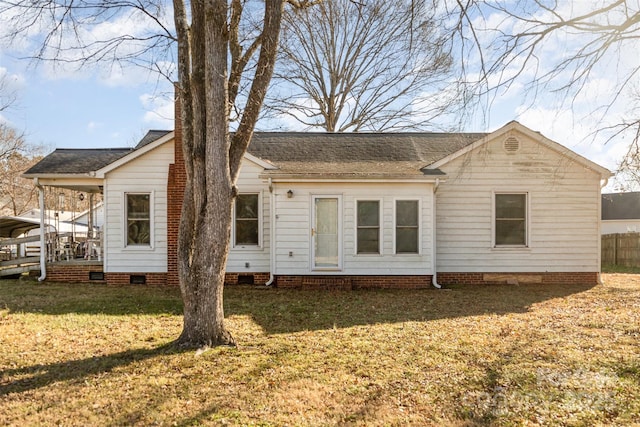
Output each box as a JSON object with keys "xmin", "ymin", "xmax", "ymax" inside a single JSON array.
[{"xmin": 312, "ymin": 196, "xmax": 342, "ymax": 270}]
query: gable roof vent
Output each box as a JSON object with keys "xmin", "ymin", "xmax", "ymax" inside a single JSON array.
[{"xmin": 503, "ymin": 136, "xmax": 520, "ymax": 153}]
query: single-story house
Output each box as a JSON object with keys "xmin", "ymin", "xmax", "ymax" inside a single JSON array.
[
  {"xmin": 22, "ymin": 98, "xmax": 611, "ymax": 287},
  {"xmin": 601, "ymin": 192, "xmax": 640, "ymax": 234}
]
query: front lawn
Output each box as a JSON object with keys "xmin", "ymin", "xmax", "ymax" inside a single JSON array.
[{"xmin": 1, "ymin": 275, "xmax": 639, "ymax": 426}]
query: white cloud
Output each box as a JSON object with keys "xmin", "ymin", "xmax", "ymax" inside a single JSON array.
[
  {"xmin": 0, "ymin": 67, "xmax": 26, "ymax": 91},
  {"xmin": 1, "ymin": 4, "xmax": 176, "ymax": 87},
  {"xmin": 0, "ymin": 66, "xmax": 26, "ymax": 127},
  {"xmin": 140, "ymin": 93, "xmax": 174, "ymax": 129},
  {"xmin": 512, "ymin": 104, "xmax": 630, "ymax": 174},
  {"xmin": 87, "ymin": 121, "xmax": 102, "ymax": 133}
]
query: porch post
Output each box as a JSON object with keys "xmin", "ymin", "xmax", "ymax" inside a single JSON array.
[
  {"xmin": 88, "ymin": 193, "xmax": 94, "ymax": 235},
  {"xmin": 35, "ymin": 178, "xmax": 47, "ymax": 281}
]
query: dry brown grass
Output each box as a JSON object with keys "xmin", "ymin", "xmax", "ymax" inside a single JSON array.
[{"xmin": 0, "ymin": 274, "xmax": 639, "ymax": 426}]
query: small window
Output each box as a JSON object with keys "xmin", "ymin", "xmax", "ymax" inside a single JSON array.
[
  {"xmin": 357, "ymin": 200, "xmax": 380, "ymax": 254},
  {"xmin": 126, "ymin": 193, "xmax": 151, "ymax": 246},
  {"xmin": 395, "ymin": 200, "xmax": 419, "ymax": 254},
  {"xmin": 235, "ymin": 194, "xmax": 260, "ymax": 246},
  {"xmin": 495, "ymin": 193, "xmax": 527, "ymax": 246}
]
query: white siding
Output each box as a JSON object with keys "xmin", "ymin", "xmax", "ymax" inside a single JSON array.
[
  {"xmin": 436, "ymin": 132, "xmax": 602, "ymax": 273},
  {"xmin": 103, "ymin": 141, "xmax": 174, "ymax": 273},
  {"xmin": 226, "ymin": 160, "xmax": 271, "ymax": 273},
  {"xmin": 272, "ymin": 182, "xmax": 434, "ymax": 275}
]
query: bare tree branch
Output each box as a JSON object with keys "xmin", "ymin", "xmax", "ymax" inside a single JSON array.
[
  {"xmin": 263, "ymin": 0, "xmax": 459, "ymax": 132},
  {"xmin": 450, "ymin": 0, "xmax": 640, "ymax": 185}
]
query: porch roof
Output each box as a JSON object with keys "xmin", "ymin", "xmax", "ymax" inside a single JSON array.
[{"xmin": 23, "ymin": 148, "xmax": 133, "ymax": 176}]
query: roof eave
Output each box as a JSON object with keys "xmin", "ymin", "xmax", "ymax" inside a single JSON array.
[
  {"xmin": 22, "ymin": 172, "xmax": 98, "ymax": 179},
  {"xmin": 260, "ymin": 172, "xmax": 447, "ymax": 182}
]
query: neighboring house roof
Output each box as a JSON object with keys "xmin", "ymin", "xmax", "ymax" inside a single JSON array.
[
  {"xmin": 602, "ymin": 192, "xmax": 640, "ymax": 220},
  {"xmin": 24, "ymin": 148, "xmax": 132, "ymax": 176}
]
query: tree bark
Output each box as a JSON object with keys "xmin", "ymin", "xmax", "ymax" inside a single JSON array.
[{"xmin": 174, "ymin": 0, "xmax": 285, "ymax": 349}]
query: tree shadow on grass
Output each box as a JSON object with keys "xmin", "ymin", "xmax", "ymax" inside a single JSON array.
[
  {"xmin": 0, "ymin": 280, "xmax": 598, "ymax": 334},
  {"xmin": 225, "ymin": 282, "xmax": 598, "ymax": 335},
  {"xmin": 0, "ymin": 343, "xmax": 184, "ymax": 397},
  {"xmin": 0, "ymin": 281, "xmax": 182, "ymax": 316}
]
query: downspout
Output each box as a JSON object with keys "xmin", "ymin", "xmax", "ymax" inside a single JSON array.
[
  {"xmin": 431, "ymin": 178, "xmax": 442, "ymax": 289},
  {"xmin": 597, "ymin": 177, "xmax": 609, "ymax": 286},
  {"xmin": 35, "ymin": 178, "xmax": 47, "ymax": 282},
  {"xmin": 265, "ymin": 178, "xmax": 276, "ymax": 286}
]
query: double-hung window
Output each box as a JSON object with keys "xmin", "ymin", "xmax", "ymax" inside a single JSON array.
[
  {"xmin": 126, "ymin": 193, "xmax": 151, "ymax": 246},
  {"xmin": 356, "ymin": 200, "xmax": 380, "ymax": 254},
  {"xmin": 235, "ymin": 193, "xmax": 260, "ymax": 246},
  {"xmin": 494, "ymin": 193, "xmax": 527, "ymax": 247},
  {"xmin": 395, "ymin": 200, "xmax": 419, "ymax": 254}
]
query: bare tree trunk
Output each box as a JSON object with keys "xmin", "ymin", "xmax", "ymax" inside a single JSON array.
[
  {"xmin": 174, "ymin": 0, "xmax": 285, "ymax": 348},
  {"xmin": 174, "ymin": 0, "xmax": 234, "ymax": 348}
]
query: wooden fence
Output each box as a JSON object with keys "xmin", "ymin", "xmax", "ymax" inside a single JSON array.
[{"xmin": 602, "ymin": 233, "xmax": 640, "ymax": 267}]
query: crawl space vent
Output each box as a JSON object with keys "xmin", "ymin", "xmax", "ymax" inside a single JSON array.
[{"xmin": 503, "ymin": 136, "xmax": 520, "ymax": 153}]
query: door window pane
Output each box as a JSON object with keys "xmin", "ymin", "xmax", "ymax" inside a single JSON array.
[{"xmin": 315, "ymin": 198, "xmax": 339, "ymax": 267}]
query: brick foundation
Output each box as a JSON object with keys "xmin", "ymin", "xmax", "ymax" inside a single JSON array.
[
  {"xmin": 224, "ymin": 272, "xmax": 271, "ymax": 285},
  {"xmin": 45, "ymin": 264, "xmax": 169, "ymax": 285},
  {"xmin": 45, "ymin": 264, "xmax": 267, "ymax": 287},
  {"xmin": 437, "ymin": 272, "xmax": 599, "ymax": 286},
  {"xmin": 274, "ymin": 275, "xmax": 434, "ymax": 290},
  {"xmin": 104, "ymin": 272, "xmax": 168, "ymax": 286},
  {"xmin": 45, "ymin": 264, "xmax": 106, "ymax": 284},
  {"xmin": 42, "ymin": 265, "xmax": 599, "ymax": 288}
]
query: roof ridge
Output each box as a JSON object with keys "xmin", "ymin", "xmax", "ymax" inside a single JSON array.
[
  {"xmin": 250, "ymin": 131, "xmax": 489, "ymax": 136},
  {"xmin": 54, "ymin": 147, "xmax": 132, "ymax": 151}
]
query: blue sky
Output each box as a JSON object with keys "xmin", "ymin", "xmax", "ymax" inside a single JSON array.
[
  {"xmin": 0, "ymin": 1, "xmax": 637, "ymax": 191},
  {"xmin": 0, "ymin": 58, "xmax": 174, "ymax": 150}
]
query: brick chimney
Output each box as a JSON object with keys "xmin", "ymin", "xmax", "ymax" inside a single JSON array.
[{"xmin": 166, "ymin": 83, "xmax": 185, "ymax": 286}]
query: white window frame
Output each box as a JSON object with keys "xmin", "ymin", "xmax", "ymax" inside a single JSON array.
[
  {"xmin": 232, "ymin": 192, "xmax": 263, "ymax": 249},
  {"xmin": 355, "ymin": 198, "xmax": 383, "ymax": 255},
  {"xmin": 393, "ymin": 198, "xmax": 421, "ymax": 255},
  {"xmin": 123, "ymin": 191, "xmax": 154, "ymax": 249},
  {"xmin": 492, "ymin": 191, "xmax": 529, "ymax": 248}
]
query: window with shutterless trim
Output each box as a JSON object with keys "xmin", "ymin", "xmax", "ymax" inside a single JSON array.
[
  {"xmin": 126, "ymin": 193, "xmax": 151, "ymax": 246},
  {"xmin": 356, "ymin": 200, "xmax": 381, "ymax": 254},
  {"xmin": 494, "ymin": 192, "xmax": 528, "ymax": 247},
  {"xmin": 234, "ymin": 193, "xmax": 260, "ymax": 247},
  {"xmin": 395, "ymin": 199, "xmax": 419, "ymax": 254}
]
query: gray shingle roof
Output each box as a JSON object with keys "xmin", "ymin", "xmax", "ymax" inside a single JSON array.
[
  {"xmin": 602, "ymin": 192, "xmax": 640, "ymax": 220},
  {"xmin": 247, "ymin": 132, "xmax": 486, "ymax": 176},
  {"xmin": 23, "ymin": 131, "xmax": 488, "ymax": 177},
  {"xmin": 24, "ymin": 148, "xmax": 133, "ymax": 175},
  {"xmin": 23, "ymin": 130, "xmax": 173, "ymax": 176},
  {"xmin": 135, "ymin": 130, "xmax": 172, "ymax": 149}
]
